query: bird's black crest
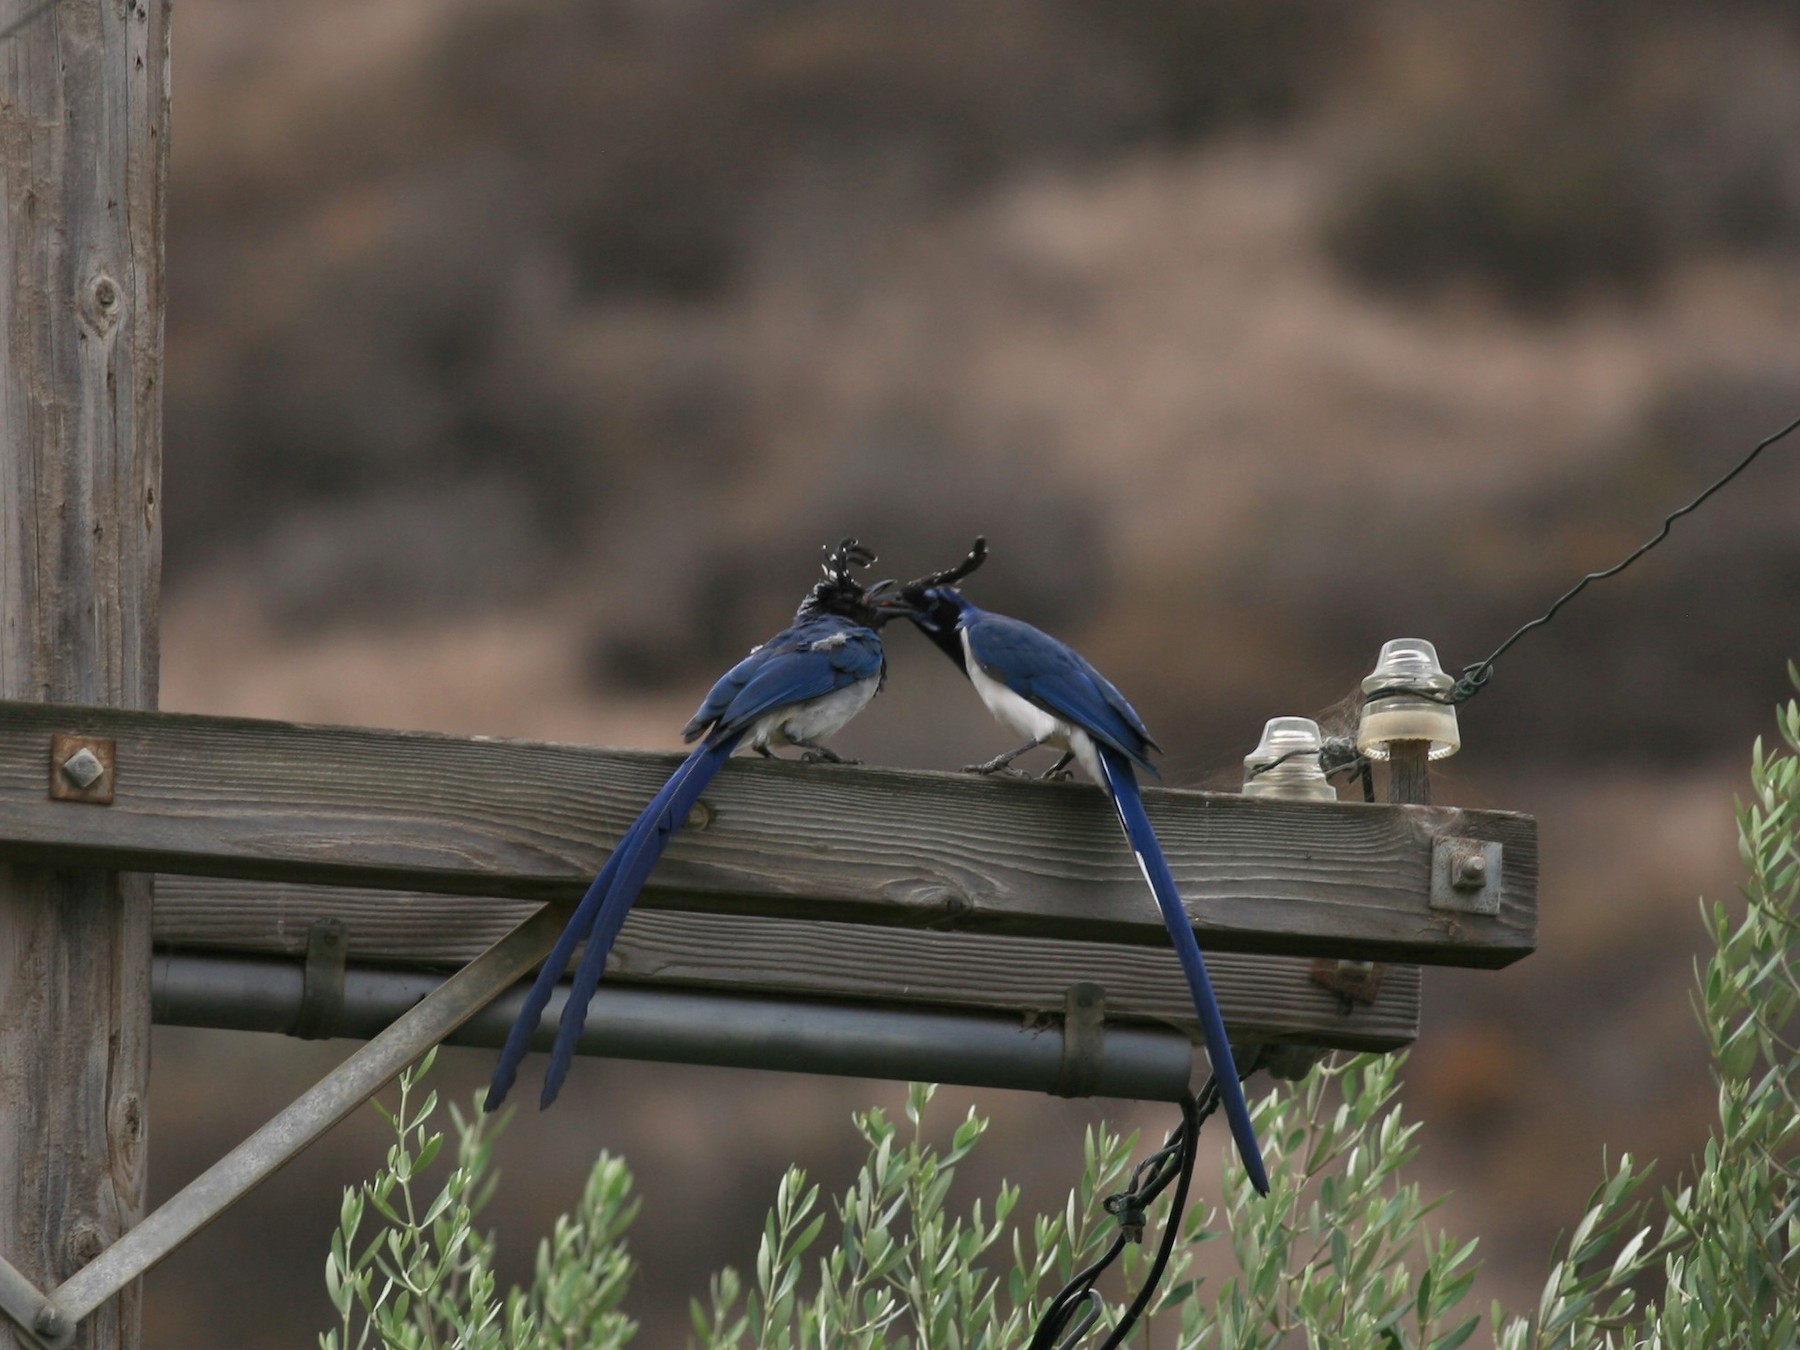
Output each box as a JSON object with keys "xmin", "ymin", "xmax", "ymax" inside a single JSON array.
[
  {"xmin": 799, "ymin": 537, "xmax": 881, "ymax": 620},
  {"xmin": 822, "ymin": 537, "xmax": 877, "ymax": 585}
]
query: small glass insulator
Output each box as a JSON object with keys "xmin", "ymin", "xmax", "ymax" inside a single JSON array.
[{"xmin": 1243, "ymin": 716, "xmax": 1339, "ymax": 800}]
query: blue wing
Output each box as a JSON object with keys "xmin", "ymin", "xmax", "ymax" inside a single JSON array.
[
  {"xmin": 1097, "ymin": 743, "xmax": 1270, "ymax": 1196},
  {"xmin": 963, "ymin": 611, "xmax": 1159, "ymax": 773},
  {"xmin": 683, "ymin": 617, "xmax": 884, "ymax": 742}
]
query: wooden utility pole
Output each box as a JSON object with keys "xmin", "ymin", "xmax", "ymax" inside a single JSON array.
[{"xmin": 1, "ymin": 0, "xmax": 170, "ymax": 1345}]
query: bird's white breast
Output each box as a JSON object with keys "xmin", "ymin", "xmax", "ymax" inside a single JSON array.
[
  {"xmin": 960, "ymin": 630, "xmax": 1104, "ymax": 782},
  {"xmin": 748, "ymin": 675, "xmax": 880, "ymax": 749},
  {"xmin": 965, "ymin": 655, "xmax": 1059, "ymax": 743}
]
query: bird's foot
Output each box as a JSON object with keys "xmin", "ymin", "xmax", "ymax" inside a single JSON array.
[
  {"xmin": 963, "ymin": 761, "xmax": 1029, "ymax": 777},
  {"xmin": 1039, "ymin": 767, "xmax": 1074, "ymax": 782},
  {"xmin": 800, "ymin": 747, "xmax": 858, "ymax": 765}
]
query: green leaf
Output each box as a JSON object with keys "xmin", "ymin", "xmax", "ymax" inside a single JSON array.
[
  {"xmin": 1428, "ymin": 1313, "xmax": 1480, "ymax": 1350},
  {"xmin": 413, "ymin": 1133, "xmax": 443, "ymax": 1175}
]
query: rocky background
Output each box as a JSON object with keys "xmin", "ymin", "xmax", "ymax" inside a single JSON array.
[{"xmin": 146, "ymin": 0, "xmax": 1800, "ymax": 1343}]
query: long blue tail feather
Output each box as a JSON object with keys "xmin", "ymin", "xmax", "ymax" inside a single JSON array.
[
  {"xmin": 484, "ymin": 734, "xmax": 740, "ymax": 1112},
  {"xmin": 1096, "ymin": 744, "xmax": 1271, "ymax": 1196},
  {"xmin": 484, "ymin": 839, "xmax": 629, "ymax": 1112},
  {"xmin": 538, "ymin": 733, "xmax": 741, "ymax": 1108}
]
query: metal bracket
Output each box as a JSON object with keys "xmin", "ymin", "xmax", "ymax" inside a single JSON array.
[
  {"xmin": 0, "ymin": 1254, "xmax": 70, "ymax": 1349},
  {"xmin": 47, "ymin": 734, "xmax": 114, "ymax": 805},
  {"xmin": 1309, "ymin": 958, "xmax": 1386, "ymax": 1005},
  {"xmin": 1055, "ymin": 982, "xmax": 1107, "ymax": 1098},
  {"xmin": 1430, "ymin": 837, "xmax": 1502, "ymax": 915},
  {"xmin": 11, "ymin": 906, "xmax": 565, "ymax": 1339},
  {"xmin": 292, "ymin": 919, "xmax": 350, "ymax": 1040}
]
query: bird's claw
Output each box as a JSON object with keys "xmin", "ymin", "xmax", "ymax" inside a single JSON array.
[
  {"xmin": 963, "ymin": 763, "xmax": 1028, "ymax": 777},
  {"xmin": 802, "ymin": 749, "xmax": 859, "ymax": 765},
  {"xmin": 1039, "ymin": 767, "xmax": 1074, "ymax": 781}
]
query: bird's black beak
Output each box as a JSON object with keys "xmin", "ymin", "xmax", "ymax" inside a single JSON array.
[{"xmin": 864, "ymin": 579, "xmax": 914, "ymax": 613}]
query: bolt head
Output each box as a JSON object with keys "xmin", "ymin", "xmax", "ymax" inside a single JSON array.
[
  {"xmin": 61, "ymin": 747, "xmax": 105, "ymax": 789},
  {"xmin": 1451, "ymin": 853, "xmax": 1489, "ymax": 889}
]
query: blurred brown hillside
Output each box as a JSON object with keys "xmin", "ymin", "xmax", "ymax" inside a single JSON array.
[{"xmin": 148, "ymin": 0, "xmax": 1800, "ymax": 1345}]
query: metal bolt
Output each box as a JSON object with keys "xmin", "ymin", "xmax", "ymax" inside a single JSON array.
[
  {"xmin": 1451, "ymin": 853, "xmax": 1488, "ymax": 890},
  {"xmin": 34, "ymin": 1304, "xmax": 69, "ymax": 1339},
  {"xmin": 60, "ymin": 748, "xmax": 105, "ymax": 789}
]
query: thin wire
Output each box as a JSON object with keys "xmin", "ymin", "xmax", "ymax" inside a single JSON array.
[
  {"xmin": 1217, "ymin": 416, "xmax": 1797, "ymax": 794},
  {"xmin": 1245, "ymin": 737, "xmax": 1365, "ymax": 784},
  {"xmin": 1437, "ymin": 410, "xmax": 1800, "ymax": 703}
]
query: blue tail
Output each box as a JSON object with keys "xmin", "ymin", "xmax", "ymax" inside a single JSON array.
[
  {"xmin": 537, "ymin": 733, "xmax": 740, "ymax": 1108},
  {"xmin": 484, "ymin": 831, "xmax": 630, "ymax": 1112},
  {"xmin": 1096, "ymin": 744, "xmax": 1270, "ymax": 1196},
  {"xmin": 485, "ymin": 734, "xmax": 740, "ymax": 1113}
]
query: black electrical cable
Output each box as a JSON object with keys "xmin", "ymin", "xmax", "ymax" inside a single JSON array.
[
  {"xmin": 1026, "ymin": 1089, "xmax": 1206, "ymax": 1350},
  {"xmin": 1094, "ymin": 1089, "xmax": 1207, "ymax": 1350},
  {"xmin": 1027, "ymin": 1057, "xmax": 1262, "ymax": 1350}
]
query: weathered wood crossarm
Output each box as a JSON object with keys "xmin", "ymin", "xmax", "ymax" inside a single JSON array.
[{"xmin": 0, "ymin": 699, "xmax": 1537, "ymax": 966}]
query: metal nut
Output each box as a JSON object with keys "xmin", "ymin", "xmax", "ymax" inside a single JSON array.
[
  {"xmin": 49, "ymin": 734, "xmax": 116, "ymax": 804},
  {"xmin": 34, "ymin": 1304, "xmax": 70, "ymax": 1339},
  {"xmin": 60, "ymin": 748, "xmax": 105, "ymax": 789},
  {"xmin": 1430, "ymin": 837, "xmax": 1502, "ymax": 916},
  {"xmin": 1451, "ymin": 853, "xmax": 1488, "ymax": 890}
]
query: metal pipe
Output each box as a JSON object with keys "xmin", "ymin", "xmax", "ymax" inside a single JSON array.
[{"xmin": 152, "ymin": 951, "xmax": 1197, "ymax": 1102}]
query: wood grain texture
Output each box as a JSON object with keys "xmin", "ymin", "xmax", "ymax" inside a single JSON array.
[
  {"xmin": 0, "ymin": 699, "xmax": 1538, "ymax": 966},
  {"xmin": 151, "ymin": 878, "xmax": 1420, "ymax": 1050},
  {"xmin": 0, "ymin": 1, "xmax": 169, "ymax": 1345},
  {"xmin": 1387, "ymin": 742, "xmax": 1433, "ymax": 807}
]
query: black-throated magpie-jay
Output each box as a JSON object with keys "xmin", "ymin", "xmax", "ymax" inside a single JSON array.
[
  {"xmin": 486, "ymin": 538, "xmax": 895, "ymax": 1112},
  {"xmin": 880, "ymin": 540, "xmax": 1270, "ymax": 1195}
]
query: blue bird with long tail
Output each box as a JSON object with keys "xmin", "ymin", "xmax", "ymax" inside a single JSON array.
[
  {"xmin": 879, "ymin": 539, "xmax": 1270, "ymax": 1195},
  {"xmin": 486, "ymin": 538, "xmax": 895, "ymax": 1112}
]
